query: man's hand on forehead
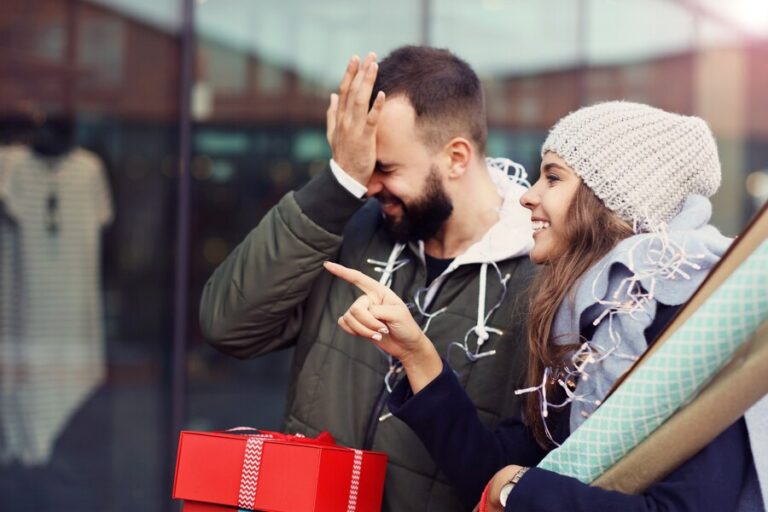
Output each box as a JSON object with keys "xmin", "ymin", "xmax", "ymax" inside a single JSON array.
[{"xmin": 326, "ymin": 52, "xmax": 385, "ymax": 187}]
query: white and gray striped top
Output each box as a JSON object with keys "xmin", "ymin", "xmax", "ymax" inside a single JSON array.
[{"xmin": 0, "ymin": 145, "xmax": 113, "ymax": 465}]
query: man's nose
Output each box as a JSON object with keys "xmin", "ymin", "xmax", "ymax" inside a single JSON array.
[{"xmin": 366, "ymin": 174, "xmax": 384, "ymax": 198}]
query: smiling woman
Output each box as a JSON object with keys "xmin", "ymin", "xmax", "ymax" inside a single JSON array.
[{"xmin": 520, "ymin": 155, "xmax": 583, "ymax": 264}]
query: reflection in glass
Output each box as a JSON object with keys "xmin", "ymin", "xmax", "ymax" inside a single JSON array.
[{"xmin": 1, "ymin": 0, "xmax": 181, "ymax": 510}]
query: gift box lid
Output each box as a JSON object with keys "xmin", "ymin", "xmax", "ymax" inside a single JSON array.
[{"xmin": 173, "ymin": 430, "xmax": 387, "ymax": 512}]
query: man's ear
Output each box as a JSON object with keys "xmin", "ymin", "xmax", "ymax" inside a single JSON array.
[{"xmin": 444, "ymin": 137, "xmax": 473, "ymax": 179}]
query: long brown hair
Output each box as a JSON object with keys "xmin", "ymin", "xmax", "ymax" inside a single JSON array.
[{"xmin": 525, "ymin": 182, "xmax": 634, "ymax": 448}]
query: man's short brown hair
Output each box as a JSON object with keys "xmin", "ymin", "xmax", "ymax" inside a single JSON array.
[{"xmin": 370, "ymin": 46, "xmax": 487, "ymax": 155}]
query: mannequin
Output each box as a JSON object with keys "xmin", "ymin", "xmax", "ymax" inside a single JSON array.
[{"xmin": 0, "ymin": 114, "xmax": 113, "ymax": 467}]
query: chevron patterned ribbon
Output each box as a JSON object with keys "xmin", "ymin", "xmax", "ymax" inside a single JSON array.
[
  {"xmin": 237, "ymin": 434, "xmax": 271, "ymax": 509},
  {"xmin": 538, "ymin": 239, "xmax": 768, "ymax": 482},
  {"xmin": 346, "ymin": 449, "xmax": 363, "ymax": 512}
]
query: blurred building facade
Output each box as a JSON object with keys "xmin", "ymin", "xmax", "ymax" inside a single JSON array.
[{"xmin": 0, "ymin": 0, "xmax": 766, "ymax": 510}]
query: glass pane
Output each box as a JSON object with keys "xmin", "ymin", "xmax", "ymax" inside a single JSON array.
[
  {"xmin": 587, "ymin": 0, "xmax": 695, "ymax": 64},
  {"xmin": 195, "ymin": 0, "xmax": 420, "ymax": 90},
  {"xmin": 694, "ymin": 0, "xmax": 768, "ymax": 38},
  {"xmin": 187, "ymin": 0, "xmax": 423, "ymax": 440},
  {"xmin": 433, "ymin": 0, "xmax": 581, "ymax": 74},
  {"xmin": 0, "ymin": 0, "xmax": 181, "ymax": 510}
]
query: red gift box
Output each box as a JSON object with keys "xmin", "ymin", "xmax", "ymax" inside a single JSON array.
[{"xmin": 173, "ymin": 429, "xmax": 387, "ymax": 512}]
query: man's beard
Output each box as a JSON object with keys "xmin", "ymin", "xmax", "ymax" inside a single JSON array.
[{"xmin": 380, "ymin": 165, "xmax": 453, "ymax": 243}]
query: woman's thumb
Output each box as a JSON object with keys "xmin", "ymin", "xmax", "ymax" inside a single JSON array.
[{"xmin": 368, "ymin": 304, "xmax": 409, "ymax": 325}]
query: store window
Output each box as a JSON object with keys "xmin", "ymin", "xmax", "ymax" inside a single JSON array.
[{"xmin": 0, "ymin": 0, "xmax": 180, "ymax": 510}]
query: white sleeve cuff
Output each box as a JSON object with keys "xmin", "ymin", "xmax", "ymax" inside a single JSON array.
[{"xmin": 329, "ymin": 159, "xmax": 367, "ymax": 199}]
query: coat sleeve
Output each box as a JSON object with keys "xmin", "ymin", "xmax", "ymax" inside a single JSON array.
[
  {"xmin": 389, "ymin": 361, "xmax": 752, "ymax": 512},
  {"xmin": 506, "ymin": 418, "xmax": 752, "ymax": 512},
  {"xmin": 199, "ymin": 166, "xmax": 365, "ymax": 358},
  {"xmin": 504, "ymin": 303, "xmax": 752, "ymax": 511},
  {"xmin": 387, "ymin": 362, "xmax": 549, "ymax": 508}
]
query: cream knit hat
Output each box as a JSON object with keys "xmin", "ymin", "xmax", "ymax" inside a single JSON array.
[{"xmin": 541, "ymin": 101, "xmax": 721, "ymax": 230}]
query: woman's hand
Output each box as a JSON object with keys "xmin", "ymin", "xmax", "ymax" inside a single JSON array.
[
  {"xmin": 324, "ymin": 261, "xmax": 423, "ymax": 357},
  {"xmin": 478, "ymin": 465, "xmax": 526, "ymax": 512},
  {"xmin": 324, "ymin": 261, "xmax": 443, "ymax": 392}
]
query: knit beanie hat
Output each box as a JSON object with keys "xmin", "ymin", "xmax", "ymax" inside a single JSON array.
[{"xmin": 541, "ymin": 101, "xmax": 721, "ymax": 231}]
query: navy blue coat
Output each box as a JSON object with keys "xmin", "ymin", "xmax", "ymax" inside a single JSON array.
[{"xmin": 388, "ymin": 306, "xmax": 754, "ymax": 511}]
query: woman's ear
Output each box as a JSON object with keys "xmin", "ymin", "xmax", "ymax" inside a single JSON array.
[{"xmin": 444, "ymin": 137, "xmax": 473, "ymax": 179}]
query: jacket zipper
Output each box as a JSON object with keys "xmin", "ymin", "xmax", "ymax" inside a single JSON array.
[{"xmin": 363, "ymin": 384, "xmax": 390, "ymax": 450}]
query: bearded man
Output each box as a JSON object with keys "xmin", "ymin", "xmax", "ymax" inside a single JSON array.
[{"xmin": 200, "ymin": 45, "xmax": 535, "ymax": 512}]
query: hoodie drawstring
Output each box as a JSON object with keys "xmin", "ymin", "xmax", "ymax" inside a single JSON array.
[
  {"xmin": 366, "ymin": 243, "xmax": 408, "ymax": 287},
  {"xmin": 449, "ymin": 262, "xmax": 511, "ymax": 364},
  {"xmin": 367, "ymin": 243, "xmax": 413, "ymax": 398}
]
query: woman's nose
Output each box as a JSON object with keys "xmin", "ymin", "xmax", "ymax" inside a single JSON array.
[{"xmin": 520, "ymin": 188, "xmax": 538, "ymax": 210}]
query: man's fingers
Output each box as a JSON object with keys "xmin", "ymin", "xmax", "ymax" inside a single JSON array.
[
  {"xmin": 337, "ymin": 55, "xmax": 359, "ymax": 121},
  {"xmin": 355, "ymin": 55, "xmax": 380, "ymax": 118},
  {"xmin": 326, "ymin": 93, "xmax": 338, "ymax": 145},
  {"xmin": 324, "ymin": 261, "xmax": 385, "ymax": 297},
  {"xmin": 344, "ymin": 52, "xmax": 376, "ymax": 117},
  {"xmin": 352, "ymin": 59, "xmax": 378, "ymax": 120},
  {"xmin": 365, "ymin": 91, "xmax": 385, "ymax": 131}
]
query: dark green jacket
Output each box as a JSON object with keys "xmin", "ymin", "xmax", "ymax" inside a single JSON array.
[{"xmin": 200, "ymin": 163, "xmax": 536, "ymax": 511}]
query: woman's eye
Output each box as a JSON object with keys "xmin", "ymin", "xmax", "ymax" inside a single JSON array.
[{"xmin": 545, "ymin": 173, "xmax": 560, "ymax": 184}]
